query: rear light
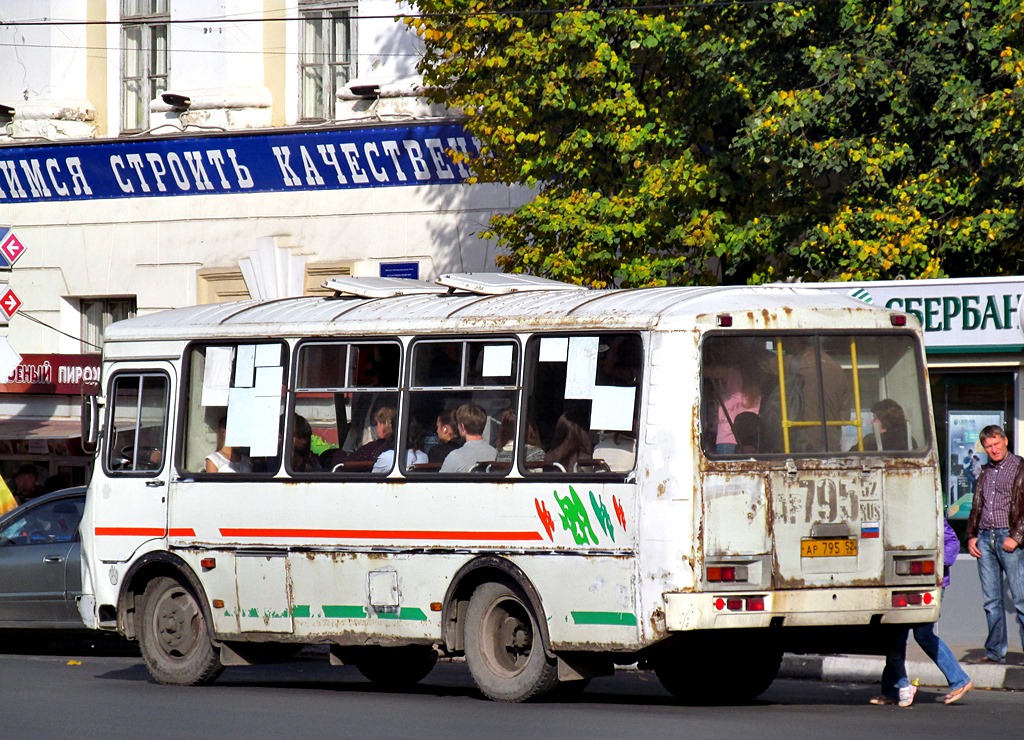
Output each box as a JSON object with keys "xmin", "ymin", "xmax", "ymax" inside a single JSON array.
[
  {"xmin": 891, "ymin": 314, "xmax": 907, "ymax": 326},
  {"xmin": 717, "ymin": 314, "xmax": 733, "ymax": 327},
  {"xmin": 895, "ymin": 559, "xmax": 935, "ymax": 576},
  {"xmin": 892, "ymin": 591, "xmax": 934, "ymax": 607},
  {"xmin": 713, "ymin": 595, "xmax": 766, "ymax": 612},
  {"xmin": 706, "ymin": 565, "xmax": 748, "ymax": 582}
]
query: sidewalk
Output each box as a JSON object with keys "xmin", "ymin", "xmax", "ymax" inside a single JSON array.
[{"xmin": 779, "ymin": 643, "xmax": 1024, "ymax": 691}]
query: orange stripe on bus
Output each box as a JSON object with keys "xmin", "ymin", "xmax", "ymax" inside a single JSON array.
[{"xmin": 219, "ymin": 528, "xmax": 544, "ymax": 541}]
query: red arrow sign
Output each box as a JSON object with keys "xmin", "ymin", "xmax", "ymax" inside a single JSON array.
[
  {"xmin": 0, "ymin": 230, "xmax": 25, "ymax": 267},
  {"xmin": 0, "ymin": 287, "xmax": 21, "ymax": 319}
]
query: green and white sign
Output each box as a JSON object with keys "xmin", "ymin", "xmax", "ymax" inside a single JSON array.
[{"xmin": 815, "ymin": 277, "xmax": 1023, "ymax": 354}]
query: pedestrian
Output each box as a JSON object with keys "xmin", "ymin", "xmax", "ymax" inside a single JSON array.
[
  {"xmin": 8, "ymin": 463, "xmax": 42, "ymax": 505},
  {"xmin": 964, "ymin": 424, "xmax": 1024, "ymax": 664},
  {"xmin": 870, "ymin": 519, "xmax": 974, "ymax": 706}
]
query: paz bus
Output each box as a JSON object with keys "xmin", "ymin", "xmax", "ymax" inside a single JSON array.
[{"xmin": 77, "ymin": 273, "xmax": 943, "ymax": 703}]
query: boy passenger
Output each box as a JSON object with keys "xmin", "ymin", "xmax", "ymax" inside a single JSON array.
[{"xmin": 440, "ymin": 403, "xmax": 497, "ymax": 473}]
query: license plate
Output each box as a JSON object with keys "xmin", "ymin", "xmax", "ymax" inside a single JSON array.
[{"xmin": 801, "ymin": 538, "xmax": 858, "ymax": 558}]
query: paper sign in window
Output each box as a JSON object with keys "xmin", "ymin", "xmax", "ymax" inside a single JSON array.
[
  {"xmin": 201, "ymin": 346, "xmax": 233, "ymax": 407},
  {"xmin": 565, "ymin": 337, "xmax": 599, "ymax": 399},
  {"xmin": 255, "ymin": 366, "xmax": 283, "ymax": 397},
  {"xmin": 255, "ymin": 344, "xmax": 279, "ymax": 367},
  {"xmin": 539, "ymin": 337, "xmax": 568, "ymax": 362},
  {"xmin": 482, "ymin": 344, "xmax": 513, "ymax": 377},
  {"xmin": 234, "ymin": 345, "xmax": 256, "ymax": 388},
  {"xmin": 591, "ymin": 385, "xmax": 636, "ymax": 431},
  {"xmin": 225, "ymin": 387, "xmax": 280, "ymax": 456}
]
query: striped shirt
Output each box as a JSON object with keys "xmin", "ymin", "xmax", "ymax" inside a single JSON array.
[{"xmin": 979, "ymin": 453, "xmax": 1021, "ymax": 530}]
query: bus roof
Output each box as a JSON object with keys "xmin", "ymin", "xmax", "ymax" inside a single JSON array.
[{"xmin": 103, "ymin": 276, "xmax": 906, "ymax": 344}]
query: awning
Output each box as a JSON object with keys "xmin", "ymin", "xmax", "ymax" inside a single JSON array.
[{"xmin": 0, "ymin": 419, "xmax": 82, "ymax": 440}]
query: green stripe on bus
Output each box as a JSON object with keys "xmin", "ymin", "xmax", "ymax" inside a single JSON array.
[
  {"xmin": 322, "ymin": 605, "xmax": 368, "ymax": 619},
  {"xmin": 571, "ymin": 611, "xmax": 638, "ymax": 626},
  {"xmin": 374, "ymin": 607, "xmax": 429, "ymax": 621},
  {"xmin": 291, "ymin": 605, "xmax": 311, "ymax": 618}
]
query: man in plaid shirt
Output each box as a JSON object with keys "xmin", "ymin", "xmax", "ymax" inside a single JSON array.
[{"xmin": 966, "ymin": 425, "xmax": 1024, "ymax": 664}]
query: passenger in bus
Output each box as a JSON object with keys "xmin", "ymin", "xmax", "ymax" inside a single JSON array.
[
  {"xmin": 593, "ymin": 431, "xmax": 636, "ymax": 471},
  {"xmin": 494, "ymin": 408, "xmax": 545, "ymax": 464},
  {"xmin": 330, "ymin": 406, "xmax": 396, "ymax": 469},
  {"xmin": 709, "ymin": 350, "xmax": 763, "ymax": 454},
  {"xmin": 760, "ymin": 337, "xmax": 850, "ymax": 454},
  {"xmin": 205, "ymin": 416, "xmax": 253, "ymax": 473},
  {"xmin": 545, "ymin": 413, "xmax": 594, "ymax": 473},
  {"xmin": 428, "ymin": 409, "xmax": 464, "ymax": 464},
  {"xmin": 860, "ymin": 399, "xmax": 914, "ymax": 451},
  {"xmin": 439, "ymin": 403, "xmax": 497, "ymax": 473},
  {"xmin": 373, "ymin": 418, "xmax": 428, "ymax": 473},
  {"xmin": 290, "ymin": 415, "xmax": 322, "ymax": 472},
  {"xmin": 732, "ymin": 412, "xmax": 763, "ymax": 455}
]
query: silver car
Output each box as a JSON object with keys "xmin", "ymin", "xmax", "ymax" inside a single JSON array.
[{"xmin": 0, "ymin": 487, "xmax": 87, "ymax": 629}]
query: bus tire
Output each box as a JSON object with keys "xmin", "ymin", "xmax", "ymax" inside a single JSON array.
[
  {"xmin": 354, "ymin": 646, "xmax": 438, "ymax": 687},
  {"xmin": 138, "ymin": 575, "xmax": 223, "ymax": 686},
  {"xmin": 464, "ymin": 581, "xmax": 558, "ymax": 702}
]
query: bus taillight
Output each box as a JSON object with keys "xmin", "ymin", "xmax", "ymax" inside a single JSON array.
[
  {"xmin": 895, "ymin": 559, "xmax": 935, "ymax": 576},
  {"xmin": 891, "ymin": 591, "xmax": 934, "ymax": 607},
  {"xmin": 706, "ymin": 565, "xmax": 749, "ymax": 582},
  {"xmin": 714, "ymin": 595, "xmax": 765, "ymax": 612}
]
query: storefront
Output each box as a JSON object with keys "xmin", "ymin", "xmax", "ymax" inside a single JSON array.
[
  {"xmin": 0, "ymin": 353, "xmax": 99, "ymax": 492},
  {"xmin": 816, "ymin": 277, "xmax": 1024, "ymax": 521}
]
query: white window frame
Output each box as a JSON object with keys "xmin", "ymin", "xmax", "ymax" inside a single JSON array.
[
  {"xmin": 299, "ymin": 1, "xmax": 357, "ymax": 121},
  {"xmin": 121, "ymin": 0, "xmax": 169, "ymax": 132}
]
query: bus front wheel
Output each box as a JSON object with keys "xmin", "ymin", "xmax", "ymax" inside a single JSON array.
[
  {"xmin": 138, "ymin": 575, "xmax": 223, "ymax": 686},
  {"xmin": 464, "ymin": 581, "xmax": 559, "ymax": 702}
]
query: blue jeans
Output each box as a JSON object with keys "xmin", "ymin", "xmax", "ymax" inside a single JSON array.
[
  {"xmin": 881, "ymin": 628, "xmax": 912, "ymax": 698},
  {"xmin": 881, "ymin": 596, "xmax": 971, "ymax": 696},
  {"xmin": 976, "ymin": 527, "xmax": 1024, "ymax": 662}
]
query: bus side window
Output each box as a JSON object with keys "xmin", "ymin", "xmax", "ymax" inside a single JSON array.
[
  {"xmin": 406, "ymin": 339, "xmax": 519, "ymax": 476},
  {"xmin": 524, "ymin": 333, "xmax": 641, "ymax": 476},
  {"xmin": 182, "ymin": 343, "xmax": 287, "ymax": 475},
  {"xmin": 292, "ymin": 340, "xmax": 401, "ymax": 476},
  {"xmin": 105, "ymin": 373, "xmax": 169, "ymax": 475}
]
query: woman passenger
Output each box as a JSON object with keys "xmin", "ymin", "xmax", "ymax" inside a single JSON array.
[{"xmin": 428, "ymin": 409, "xmax": 464, "ymax": 464}]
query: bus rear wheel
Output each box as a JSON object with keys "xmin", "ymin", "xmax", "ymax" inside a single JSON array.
[
  {"xmin": 464, "ymin": 581, "xmax": 559, "ymax": 702},
  {"xmin": 138, "ymin": 575, "xmax": 223, "ymax": 686},
  {"xmin": 353, "ymin": 646, "xmax": 438, "ymax": 687}
]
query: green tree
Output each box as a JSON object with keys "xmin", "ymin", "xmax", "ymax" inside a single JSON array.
[{"xmin": 406, "ymin": 1, "xmax": 1024, "ymax": 286}]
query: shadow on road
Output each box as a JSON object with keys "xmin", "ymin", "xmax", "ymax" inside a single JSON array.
[{"xmin": 0, "ymin": 630, "xmax": 139, "ymax": 657}]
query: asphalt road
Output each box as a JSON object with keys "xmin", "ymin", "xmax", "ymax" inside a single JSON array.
[{"xmin": 1, "ymin": 640, "xmax": 1020, "ymax": 739}]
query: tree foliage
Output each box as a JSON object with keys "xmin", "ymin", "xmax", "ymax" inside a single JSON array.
[{"xmin": 406, "ymin": 1, "xmax": 1024, "ymax": 286}]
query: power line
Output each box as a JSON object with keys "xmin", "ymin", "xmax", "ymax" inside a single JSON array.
[
  {"xmin": 2, "ymin": 2, "xmax": 784, "ymax": 27},
  {"xmin": 0, "ymin": 40, "xmax": 422, "ymax": 58},
  {"xmin": 18, "ymin": 309, "xmax": 100, "ymax": 350}
]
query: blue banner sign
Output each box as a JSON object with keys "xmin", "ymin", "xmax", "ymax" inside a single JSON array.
[{"xmin": 0, "ymin": 122, "xmax": 479, "ymax": 204}]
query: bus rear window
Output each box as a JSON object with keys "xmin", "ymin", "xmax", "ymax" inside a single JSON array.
[{"xmin": 701, "ymin": 334, "xmax": 929, "ymax": 457}]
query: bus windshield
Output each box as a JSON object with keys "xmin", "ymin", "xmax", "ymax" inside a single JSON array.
[{"xmin": 701, "ymin": 333, "xmax": 929, "ymax": 457}]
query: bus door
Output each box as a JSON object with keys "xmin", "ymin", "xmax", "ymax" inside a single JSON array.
[{"xmin": 91, "ymin": 366, "xmax": 175, "ymax": 563}]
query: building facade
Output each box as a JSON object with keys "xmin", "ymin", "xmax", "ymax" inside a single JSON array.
[{"xmin": 0, "ymin": 1, "xmax": 521, "ymax": 487}]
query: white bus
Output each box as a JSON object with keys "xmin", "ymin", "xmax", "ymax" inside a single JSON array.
[{"xmin": 78, "ymin": 273, "xmax": 943, "ymax": 703}]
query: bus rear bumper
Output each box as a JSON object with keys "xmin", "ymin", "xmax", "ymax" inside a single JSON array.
[{"xmin": 664, "ymin": 588, "xmax": 940, "ymax": 631}]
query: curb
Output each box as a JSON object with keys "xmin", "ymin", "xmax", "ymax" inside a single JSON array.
[{"xmin": 780, "ymin": 653, "xmax": 1024, "ymax": 690}]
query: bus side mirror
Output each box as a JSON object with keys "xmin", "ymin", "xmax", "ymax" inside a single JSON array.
[{"xmin": 81, "ymin": 383, "xmax": 100, "ymax": 453}]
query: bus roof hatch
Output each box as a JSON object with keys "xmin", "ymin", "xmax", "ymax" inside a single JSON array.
[
  {"xmin": 435, "ymin": 272, "xmax": 587, "ymax": 295},
  {"xmin": 322, "ymin": 276, "xmax": 449, "ymax": 298}
]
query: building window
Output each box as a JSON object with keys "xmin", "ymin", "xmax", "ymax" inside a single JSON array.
[
  {"xmin": 300, "ymin": 2, "xmax": 355, "ymax": 120},
  {"xmin": 81, "ymin": 298, "xmax": 136, "ymax": 353},
  {"xmin": 122, "ymin": 0, "xmax": 169, "ymax": 132}
]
